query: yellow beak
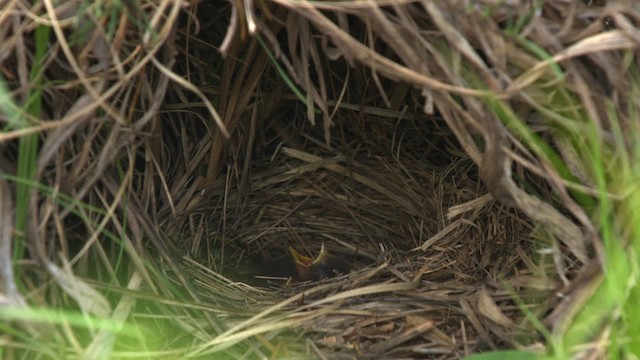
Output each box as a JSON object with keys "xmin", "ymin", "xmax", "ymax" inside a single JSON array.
[{"xmin": 289, "ymin": 243, "xmax": 331, "ymax": 281}]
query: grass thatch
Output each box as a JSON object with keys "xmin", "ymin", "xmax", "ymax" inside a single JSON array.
[{"xmin": 1, "ymin": 0, "xmax": 639, "ymax": 359}]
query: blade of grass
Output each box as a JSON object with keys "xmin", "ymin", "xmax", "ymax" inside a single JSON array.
[
  {"xmin": 255, "ymin": 33, "xmax": 318, "ymax": 113},
  {"xmin": 12, "ymin": 25, "xmax": 50, "ymax": 270}
]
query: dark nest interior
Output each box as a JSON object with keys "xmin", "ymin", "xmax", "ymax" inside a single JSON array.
[{"xmin": 1, "ymin": 0, "xmax": 636, "ymax": 359}]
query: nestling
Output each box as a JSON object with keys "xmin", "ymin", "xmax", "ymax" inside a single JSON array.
[{"xmin": 289, "ymin": 242, "xmax": 349, "ymax": 281}]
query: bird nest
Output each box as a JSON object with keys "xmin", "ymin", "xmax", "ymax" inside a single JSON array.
[
  {"xmin": 162, "ymin": 113, "xmax": 544, "ymax": 357},
  {"xmin": 1, "ymin": 0, "xmax": 635, "ymax": 359}
]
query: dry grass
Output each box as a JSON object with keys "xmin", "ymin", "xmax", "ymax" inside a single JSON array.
[{"xmin": 0, "ymin": 0, "xmax": 638, "ymax": 358}]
